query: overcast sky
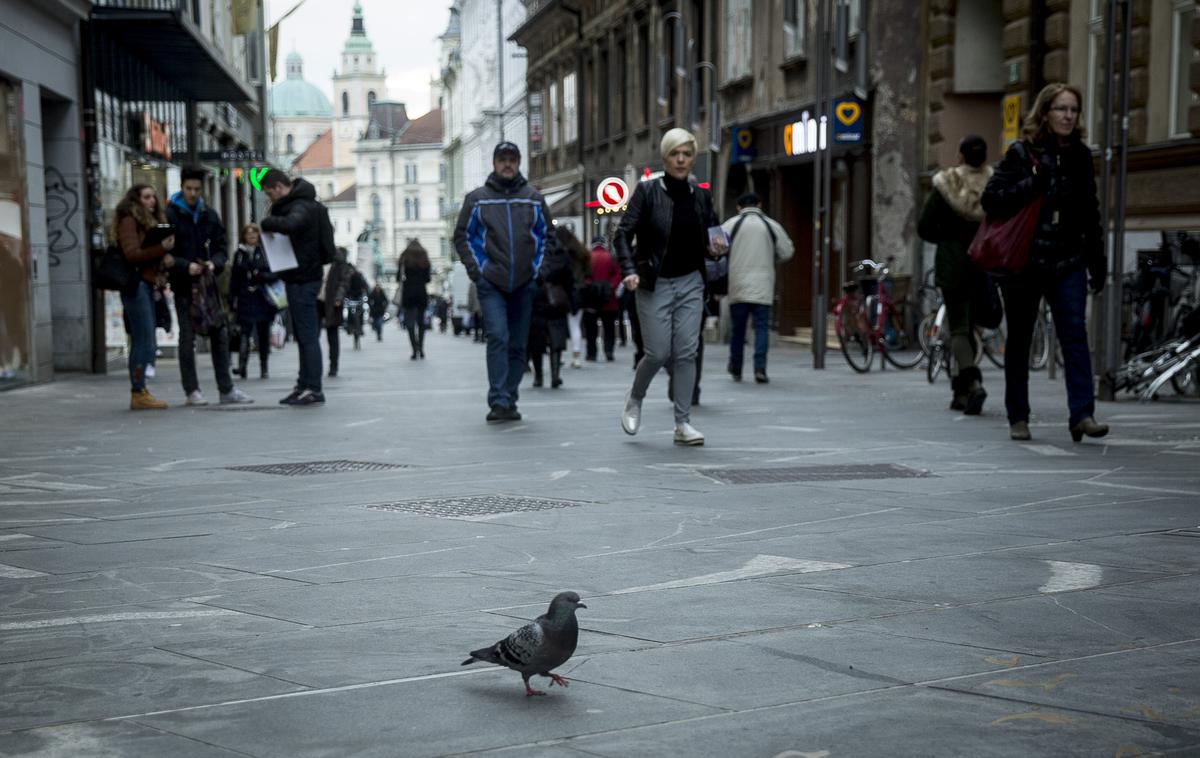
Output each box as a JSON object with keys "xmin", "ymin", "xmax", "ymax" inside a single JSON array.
[{"xmin": 267, "ymin": 0, "xmax": 448, "ymax": 118}]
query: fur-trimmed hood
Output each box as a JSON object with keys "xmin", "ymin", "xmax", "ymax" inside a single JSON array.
[{"xmin": 932, "ymin": 164, "xmax": 993, "ymax": 222}]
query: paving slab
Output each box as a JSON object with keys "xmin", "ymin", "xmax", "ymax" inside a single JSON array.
[
  {"xmin": 17, "ymin": 511, "xmax": 292, "ymax": 544},
  {"xmin": 0, "ymin": 720, "xmax": 249, "ymax": 758},
  {"xmin": 562, "ymin": 685, "xmax": 1200, "ymax": 757}
]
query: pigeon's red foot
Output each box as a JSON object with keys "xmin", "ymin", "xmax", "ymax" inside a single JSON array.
[
  {"xmin": 546, "ymin": 674, "xmax": 569, "ymax": 688},
  {"xmin": 524, "ymin": 685, "xmax": 547, "ymax": 697}
]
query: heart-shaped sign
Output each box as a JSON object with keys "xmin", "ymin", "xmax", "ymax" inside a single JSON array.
[{"xmin": 835, "ymin": 102, "xmax": 861, "ymax": 127}]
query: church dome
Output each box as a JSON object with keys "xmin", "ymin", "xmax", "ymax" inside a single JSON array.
[{"xmin": 270, "ymin": 52, "xmax": 334, "ymax": 118}]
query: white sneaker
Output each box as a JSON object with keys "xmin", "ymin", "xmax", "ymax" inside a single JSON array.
[
  {"xmin": 185, "ymin": 390, "xmax": 208, "ymax": 406},
  {"xmin": 571, "ymin": 354, "xmax": 582, "ymax": 369},
  {"xmin": 144, "ymin": 364, "xmax": 156, "ymax": 379},
  {"xmin": 621, "ymin": 392, "xmax": 642, "ymax": 435},
  {"xmin": 220, "ymin": 387, "xmax": 254, "ymax": 405},
  {"xmin": 673, "ymin": 422, "xmax": 705, "ymax": 446}
]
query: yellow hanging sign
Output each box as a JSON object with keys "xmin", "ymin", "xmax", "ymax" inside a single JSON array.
[{"xmin": 1002, "ymin": 94, "xmax": 1022, "ymax": 143}]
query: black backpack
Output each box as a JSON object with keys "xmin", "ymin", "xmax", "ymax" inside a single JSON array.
[{"xmin": 93, "ymin": 245, "xmax": 140, "ymax": 295}]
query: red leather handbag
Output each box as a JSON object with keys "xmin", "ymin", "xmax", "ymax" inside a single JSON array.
[{"xmin": 969, "ymin": 147, "xmax": 1043, "ymax": 275}]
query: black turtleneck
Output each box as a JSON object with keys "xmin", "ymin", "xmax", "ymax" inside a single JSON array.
[{"xmin": 659, "ymin": 174, "xmax": 706, "ymax": 279}]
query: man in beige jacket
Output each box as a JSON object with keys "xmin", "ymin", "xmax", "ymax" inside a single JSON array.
[{"xmin": 720, "ymin": 193, "xmax": 794, "ymax": 383}]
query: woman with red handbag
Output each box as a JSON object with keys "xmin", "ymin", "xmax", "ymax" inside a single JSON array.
[{"xmin": 982, "ymin": 83, "xmax": 1109, "ymax": 443}]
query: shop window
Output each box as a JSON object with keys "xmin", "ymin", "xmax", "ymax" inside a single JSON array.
[
  {"xmin": 784, "ymin": 0, "xmax": 806, "ymax": 59},
  {"xmin": 0, "ymin": 78, "xmax": 30, "ymax": 387},
  {"xmin": 1171, "ymin": 0, "xmax": 1197, "ymax": 137},
  {"xmin": 724, "ymin": 0, "xmax": 753, "ymax": 82}
]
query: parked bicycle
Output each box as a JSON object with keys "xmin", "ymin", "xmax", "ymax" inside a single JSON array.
[{"xmin": 834, "ymin": 257, "xmax": 924, "ymax": 372}]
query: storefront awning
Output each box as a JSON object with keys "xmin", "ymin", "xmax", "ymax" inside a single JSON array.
[
  {"xmin": 540, "ymin": 185, "xmax": 576, "ymax": 210},
  {"xmin": 89, "ymin": 5, "xmax": 256, "ymax": 102},
  {"xmin": 548, "ymin": 190, "xmax": 581, "ymax": 218}
]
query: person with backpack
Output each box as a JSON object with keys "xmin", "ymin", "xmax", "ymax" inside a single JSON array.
[
  {"xmin": 260, "ymin": 169, "xmax": 334, "ymax": 406},
  {"xmin": 918, "ymin": 135, "xmax": 994, "ymax": 415},
  {"xmin": 583, "ymin": 236, "xmax": 621, "ymax": 362},
  {"xmin": 113, "ymin": 184, "xmax": 175, "ymax": 410},
  {"xmin": 165, "ymin": 167, "xmax": 252, "ymax": 406},
  {"xmin": 719, "ymin": 192, "xmax": 794, "ymax": 384}
]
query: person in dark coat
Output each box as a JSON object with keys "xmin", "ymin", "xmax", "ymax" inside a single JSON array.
[
  {"xmin": 368, "ymin": 282, "xmax": 388, "ymax": 341},
  {"xmin": 230, "ymin": 223, "xmax": 278, "ymax": 379},
  {"xmin": 982, "ymin": 82, "xmax": 1108, "ymax": 443},
  {"xmin": 399, "ymin": 240, "xmax": 432, "ymax": 359},
  {"xmin": 583, "ymin": 236, "xmax": 622, "ymax": 362},
  {"xmin": 321, "ymin": 247, "xmax": 354, "ymax": 376},
  {"xmin": 164, "ymin": 166, "xmax": 251, "ymax": 406},
  {"xmin": 529, "ymin": 228, "xmax": 579, "ymax": 388},
  {"xmin": 260, "ymin": 169, "xmax": 333, "ymax": 406},
  {"xmin": 918, "ymin": 134, "xmax": 993, "ymax": 415}
]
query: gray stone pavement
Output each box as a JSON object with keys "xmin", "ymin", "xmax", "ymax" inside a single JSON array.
[{"xmin": 1, "ymin": 325, "xmax": 1198, "ymax": 757}]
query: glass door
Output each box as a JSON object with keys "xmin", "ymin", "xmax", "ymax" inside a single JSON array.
[{"xmin": 0, "ymin": 77, "xmax": 31, "ymax": 388}]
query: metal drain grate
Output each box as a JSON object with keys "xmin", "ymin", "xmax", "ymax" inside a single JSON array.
[
  {"xmin": 703, "ymin": 463, "xmax": 932, "ymax": 485},
  {"xmin": 228, "ymin": 460, "xmax": 411, "ymax": 476},
  {"xmin": 367, "ymin": 495, "xmax": 587, "ymax": 519}
]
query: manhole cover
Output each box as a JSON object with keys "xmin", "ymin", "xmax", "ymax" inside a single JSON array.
[
  {"xmin": 228, "ymin": 460, "xmax": 411, "ymax": 476},
  {"xmin": 367, "ymin": 495, "xmax": 587, "ymax": 519},
  {"xmin": 702, "ymin": 463, "xmax": 932, "ymax": 485}
]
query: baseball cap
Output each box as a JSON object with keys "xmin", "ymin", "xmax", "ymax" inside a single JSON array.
[{"xmin": 493, "ymin": 141, "xmax": 521, "ymax": 160}]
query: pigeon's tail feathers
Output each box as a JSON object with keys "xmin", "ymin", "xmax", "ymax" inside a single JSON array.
[
  {"xmin": 461, "ymin": 656, "xmax": 476, "ymax": 666},
  {"xmin": 464, "ymin": 645, "xmax": 501, "ymax": 666}
]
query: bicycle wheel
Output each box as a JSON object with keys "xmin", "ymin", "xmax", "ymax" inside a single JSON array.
[
  {"xmin": 1028, "ymin": 310, "xmax": 1049, "ymax": 370},
  {"xmin": 918, "ymin": 310, "xmax": 939, "ymax": 356},
  {"xmin": 881, "ymin": 308, "xmax": 925, "ymax": 369},
  {"xmin": 926, "ymin": 343, "xmax": 945, "ymax": 383},
  {"xmin": 982, "ymin": 320, "xmax": 1007, "ymax": 369},
  {"xmin": 836, "ymin": 303, "xmax": 874, "ymax": 373}
]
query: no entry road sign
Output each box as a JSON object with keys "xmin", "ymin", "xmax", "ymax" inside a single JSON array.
[{"xmin": 597, "ymin": 177, "xmax": 629, "ymax": 210}]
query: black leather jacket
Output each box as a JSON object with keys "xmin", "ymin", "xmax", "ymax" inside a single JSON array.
[{"xmin": 614, "ymin": 177, "xmax": 719, "ymax": 292}]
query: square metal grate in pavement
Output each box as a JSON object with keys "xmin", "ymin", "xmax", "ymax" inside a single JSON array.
[
  {"xmin": 702, "ymin": 463, "xmax": 932, "ymax": 485},
  {"xmin": 366, "ymin": 495, "xmax": 588, "ymax": 519},
  {"xmin": 228, "ymin": 460, "xmax": 412, "ymax": 476}
]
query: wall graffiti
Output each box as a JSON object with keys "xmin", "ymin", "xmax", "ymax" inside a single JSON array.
[{"xmin": 45, "ymin": 167, "xmax": 80, "ymax": 267}]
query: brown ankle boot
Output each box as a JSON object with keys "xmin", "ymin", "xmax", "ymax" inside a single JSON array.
[{"xmin": 130, "ymin": 388, "xmax": 167, "ymax": 410}]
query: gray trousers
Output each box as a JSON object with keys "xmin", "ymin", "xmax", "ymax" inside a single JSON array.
[{"xmin": 631, "ymin": 271, "xmax": 704, "ymax": 424}]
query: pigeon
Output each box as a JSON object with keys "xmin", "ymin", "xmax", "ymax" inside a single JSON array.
[{"xmin": 461, "ymin": 591, "xmax": 587, "ymax": 696}]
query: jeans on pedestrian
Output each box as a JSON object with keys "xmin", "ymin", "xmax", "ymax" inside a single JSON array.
[
  {"xmin": 728, "ymin": 302, "xmax": 771, "ymax": 374},
  {"xmin": 631, "ymin": 272, "xmax": 704, "ymax": 424},
  {"xmin": 174, "ymin": 291, "xmax": 233, "ymax": 396},
  {"xmin": 122, "ymin": 281, "xmax": 157, "ymax": 392},
  {"xmin": 476, "ymin": 277, "xmax": 534, "ymax": 409},
  {"xmin": 585, "ymin": 309, "xmax": 617, "ymax": 359},
  {"xmin": 286, "ymin": 279, "xmax": 323, "ymax": 392},
  {"xmin": 1000, "ymin": 267, "xmax": 1094, "ymax": 427}
]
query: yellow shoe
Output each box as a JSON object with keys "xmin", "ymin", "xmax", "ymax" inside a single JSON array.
[{"xmin": 130, "ymin": 389, "xmax": 168, "ymax": 410}]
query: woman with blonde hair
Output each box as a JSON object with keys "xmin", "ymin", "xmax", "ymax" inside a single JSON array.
[
  {"xmin": 982, "ymin": 82, "xmax": 1108, "ymax": 443},
  {"xmin": 113, "ymin": 184, "xmax": 175, "ymax": 409},
  {"xmin": 615, "ymin": 128, "xmax": 725, "ymax": 445}
]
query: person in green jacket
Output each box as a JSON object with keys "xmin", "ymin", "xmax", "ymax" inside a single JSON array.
[{"xmin": 918, "ymin": 134, "xmax": 993, "ymax": 415}]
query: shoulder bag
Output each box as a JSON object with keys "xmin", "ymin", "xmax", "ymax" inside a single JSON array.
[{"xmin": 968, "ymin": 144, "xmax": 1043, "ymax": 275}]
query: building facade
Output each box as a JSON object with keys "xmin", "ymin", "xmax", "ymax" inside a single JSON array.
[
  {"xmin": 269, "ymin": 51, "xmax": 334, "ymax": 168},
  {"xmin": 923, "ymin": 0, "xmax": 1199, "ymax": 241},
  {"xmin": 331, "ymin": 0, "xmax": 387, "ymax": 196}
]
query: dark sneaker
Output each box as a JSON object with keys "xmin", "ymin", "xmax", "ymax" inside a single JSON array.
[
  {"xmin": 487, "ymin": 405, "xmax": 506, "ymax": 422},
  {"xmin": 279, "ymin": 389, "xmax": 302, "ymax": 405},
  {"xmin": 291, "ymin": 390, "xmax": 325, "ymax": 406},
  {"xmin": 754, "ymin": 370, "xmax": 769, "ymax": 384},
  {"xmin": 506, "ymin": 406, "xmax": 522, "ymax": 421}
]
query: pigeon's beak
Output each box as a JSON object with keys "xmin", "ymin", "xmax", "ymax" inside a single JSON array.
[{"xmin": 576, "ymin": 602, "xmax": 587, "ymax": 609}]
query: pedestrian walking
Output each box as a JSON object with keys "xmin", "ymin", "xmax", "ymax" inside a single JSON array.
[
  {"xmin": 164, "ymin": 167, "xmax": 252, "ymax": 406},
  {"xmin": 981, "ymin": 83, "xmax": 1109, "ymax": 443},
  {"xmin": 260, "ymin": 169, "xmax": 334, "ymax": 406},
  {"xmin": 399, "ymin": 240, "xmax": 432, "ymax": 359},
  {"xmin": 113, "ymin": 184, "xmax": 175, "ymax": 410},
  {"xmin": 720, "ymin": 192, "xmax": 794, "ymax": 384},
  {"xmin": 230, "ymin": 223, "xmax": 278, "ymax": 380},
  {"xmin": 583, "ymin": 236, "xmax": 621, "ymax": 362},
  {"xmin": 616, "ymin": 128, "xmax": 725, "ymax": 445},
  {"xmin": 453, "ymin": 140, "xmax": 556, "ymax": 423},
  {"xmin": 368, "ymin": 282, "xmax": 388, "ymax": 341},
  {"xmin": 321, "ymin": 247, "xmax": 354, "ymax": 376},
  {"xmin": 918, "ymin": 135, "xmax": 993, "ymax": 414},
  {"xmin": 529, "ymin": 228, "xmax": 578, "ymax": 388},
  {"xmin": 566, "ymin": 237, "xmax": 590, "ymax": 367}
]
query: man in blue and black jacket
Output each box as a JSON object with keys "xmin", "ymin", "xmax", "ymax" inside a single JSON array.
[{"xmin": 453, "ymin": 141, "xmax": 555, "ymax": 423}]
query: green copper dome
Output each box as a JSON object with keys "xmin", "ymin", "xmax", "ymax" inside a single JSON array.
[{"xmin": 270, "ymin": 53, "xmax": 333, "ymax": 117}]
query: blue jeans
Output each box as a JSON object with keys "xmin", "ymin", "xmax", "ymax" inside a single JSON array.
[
  {"xmin": 476, "ymin": 277, "xmax": 534, "ymax": 409},
  {"xmin": 286, "ymin": 279, "xmax": 323, "ymax": 392},
  {"xmin": 1000, "ymin": 267, "xmax": 1095, "ymax": 427},
  {"xmin": 728, "ymin": 302, "xmax": 771, "ymax": 374},
  {"xmin": 121, "ymin": 281, "xmax": 157, "ymax": 392}
]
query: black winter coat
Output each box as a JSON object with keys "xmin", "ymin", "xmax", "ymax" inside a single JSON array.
[
  {"xmin": 400, "ymin": 264, "xmax": 431, "ymax": 309},
  {"xmin": 164, "ymin": 194, "xmax": 226, "ymax": 292},
  {"xmin": 260, "ymin": 178, "xmax": 331, "ymax": 285},
  {"xmin": 230, "ymin": 243, "xmax": 277, "ymax": 324},
  {"xmin": 981, "ymin": 137, "xmax": 1104, "ymax": 281},
  {"xmin": 614, "ymin": 177, "xmax": 719, "ymax": 292}
]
